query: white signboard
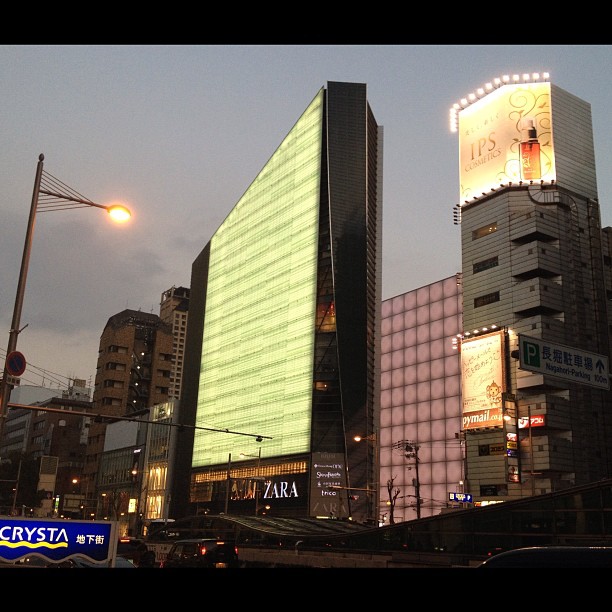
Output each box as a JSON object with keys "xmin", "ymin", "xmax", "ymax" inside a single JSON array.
[{"xmin": 518, "ymin": 335, "xmax": 610, "ymax": 390}]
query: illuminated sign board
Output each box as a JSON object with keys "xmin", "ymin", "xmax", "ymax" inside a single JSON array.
[
  {"xmin": 518, "ymin": 415, "xmax": 546, "ymax": 429},
  {"xmin": 518, "ymin": 334, "xmax": 610, "ymax": 390},
  {"xmin": 457, "ymin": 81, "xmax": 556, "ymax": 203},
  {"xmin": 461, "ymin": 331, "xmax": 506, "ymax": 430},
  {"xmin": 449, "ymin": 492, "xmax": 473, "ymax": 503},
  {"xmin": 0, "ymin": 518, "xmax": 117, "ymax": 564},
  {"xmin": 309, "ymin": 452, "xmax": 349, "ymax": 519}
]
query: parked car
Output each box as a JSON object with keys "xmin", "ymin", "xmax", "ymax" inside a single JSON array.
[
  {"xmin": 477, "ymin": 546, "xmax": 612, "ymax": 568},
  {"xmin": 159, "ymin": 538, "xmax": 239, "ymax": 568}
]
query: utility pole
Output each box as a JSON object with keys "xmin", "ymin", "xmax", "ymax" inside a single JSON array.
[
  {"xmin": 224, "ymin": 453, "xmax": 232, "ymax": 514},
  {"xmin": 393, "ymin": 440, "xmax": 421, "ymax": 519}
]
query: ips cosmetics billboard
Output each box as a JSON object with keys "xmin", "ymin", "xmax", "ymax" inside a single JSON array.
[
  {"xmin": 458, "ymin": 81, "xmax": 556, "ymax": 203},
  {"xmin": 460, "ymin": 331, "xmax": 506, "ymax": 430}
]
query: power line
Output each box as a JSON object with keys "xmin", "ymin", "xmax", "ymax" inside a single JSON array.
[
  {"xmin": 6, "ymin": 402, "xmax": 272, "ymax": 441},
  {"xmin": 0, "ymin": 348, "xmax": 85, "ymax": 391}
]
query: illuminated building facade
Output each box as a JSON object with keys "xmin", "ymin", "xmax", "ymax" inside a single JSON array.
[
  {"xmin": 380, "ymin": 276, "xmax": 464, "ymax": 522},
  {"xmin": 172, "ymin": 82, "xmax": 382, "ymax": 523},
  {"xmin": 452, "ymin": 73, "xmax": 612, "ymax": 503}
]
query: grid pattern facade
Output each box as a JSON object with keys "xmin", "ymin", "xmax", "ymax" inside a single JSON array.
[{"xmin": 380, "ymin": 276, "xmax": 463, "ymax": 521}]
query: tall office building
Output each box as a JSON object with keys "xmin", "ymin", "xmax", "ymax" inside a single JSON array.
[
  {"xmin": 451, "ymin": 73, "xmax": 612, "ymax": 502},
  {"xmin": 173, "ymin": 81, "xmax": 382, "ymax": 523},
  {"xmin": 82, "ymin": 310, "xmax": 173, "ymax": 512},
  {"xmin": 159, "ymin": 286, "xmax": 189, "ymax": 400}
]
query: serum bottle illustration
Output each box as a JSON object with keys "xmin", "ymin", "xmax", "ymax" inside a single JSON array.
[{"xmin": 520, "ymin": 118, "xmax": 541, "ymax": 180}]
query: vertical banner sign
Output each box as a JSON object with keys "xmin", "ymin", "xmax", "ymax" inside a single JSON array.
[
  {"xmin": 309, "ymin": 452, "xmax": 349, "ymax": 519},
  {"xmin": 461, "ymin": 331, "xmax": 506, "ymax": 430}
]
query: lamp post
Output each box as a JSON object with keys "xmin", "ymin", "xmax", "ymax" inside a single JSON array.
[
  {"xmin": 354, "ymin": 432, "xmax": 378, "ymax": 524},
  {"xmin": 0, "ymin": 154, "xmax": 131, "ymax": 447},
  {"xmin": 240, "ymin": 448, "xmax": 262, "ymax": 516}
]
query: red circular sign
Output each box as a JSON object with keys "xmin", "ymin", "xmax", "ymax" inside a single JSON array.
[{"xmin": 6, "ymin": 351, "xmax": 26, "ymax": 376}]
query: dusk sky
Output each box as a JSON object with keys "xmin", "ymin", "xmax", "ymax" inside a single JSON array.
[{"xmin": 1, "ymin": 45, "xmax": 611, "ymax": 390}]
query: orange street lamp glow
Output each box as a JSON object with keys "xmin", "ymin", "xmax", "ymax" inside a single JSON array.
[
  {"xmin": 107, "ymin": 204, "xmax": 131, "ymax": 222},
  {"xmin": 0, "ymin": 154, "xmax": 134, "ymax": 448}
]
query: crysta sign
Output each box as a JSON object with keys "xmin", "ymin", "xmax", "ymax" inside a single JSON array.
[{"xmin": 0, "ymin": 518, "xmax": 117, "ymax": 564}]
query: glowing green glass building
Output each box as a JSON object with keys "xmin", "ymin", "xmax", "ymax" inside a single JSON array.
[{"xmin": 171, "ymin": 81, "xmax": 382, "ymax": 523}]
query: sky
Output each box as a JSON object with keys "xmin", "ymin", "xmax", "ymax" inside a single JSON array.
[{"xmin": 1, "ymin": 44, "xmax": 612, "ymax": 391}]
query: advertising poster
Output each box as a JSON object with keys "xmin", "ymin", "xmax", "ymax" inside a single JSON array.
[
  {"xmin": 457, "ymin": 81, "xmax": 556, "ymax": 202},
  {"xmin": 461, "ymin": 331, "xmax": 506, "ymax": 430}
]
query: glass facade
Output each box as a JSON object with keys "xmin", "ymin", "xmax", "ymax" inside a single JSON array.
[
  {"xmin": 192, "ymin": 89, "xmax": 323, "ymax": 465},
  {"xmin": 174, "ymin": 82, "xmax": 382, "ymax": 522}
]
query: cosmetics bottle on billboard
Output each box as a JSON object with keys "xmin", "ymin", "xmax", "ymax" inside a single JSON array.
[{"xmin": 520, "ymin": 118, "xmax": 541, "ymax": 181}]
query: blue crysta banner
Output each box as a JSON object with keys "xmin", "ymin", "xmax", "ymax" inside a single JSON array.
[{"xmin": 0, "ymin": 518, "xmax": 118, "ymax": 564}]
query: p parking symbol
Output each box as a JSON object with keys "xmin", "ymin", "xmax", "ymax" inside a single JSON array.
[{"xmin": 523, "ymin": 341, "xmax": 540, "ymax": 366}]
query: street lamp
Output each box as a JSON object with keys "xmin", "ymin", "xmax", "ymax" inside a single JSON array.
[
  {"xmin": 0, "ymin": 154, "xmax": 131, "ymax": 447},
  {"xmin": 240, "ymin": 448, "xmax": 262, "ymax": 516}
]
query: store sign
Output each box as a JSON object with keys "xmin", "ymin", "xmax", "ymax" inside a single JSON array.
[
  {"xmin": 508, "ymin": 466, "xmax": 520, "ymax": 483},
  {"xmin": 0, "ymin": 518, "xmax": 117, "ymax": 564},
  {"xmin": 518, "ymin": 415, "xmax": 546, "ymax": 429},
  {"xmin": 449, "ymin": 492, "xmax": 473, "ymax": 503},
  {"xmin": 309, "ymin": 452, "xmax": 349, "ymax": 519}
]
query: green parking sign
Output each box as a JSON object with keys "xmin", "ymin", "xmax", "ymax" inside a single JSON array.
[
  {"xmin": 518, "ymin": 334, "xmax": 609, "ymax": 390},
  {"xmin": 522, "ymin": 340, "xmax": 540, "ymax": 367}
]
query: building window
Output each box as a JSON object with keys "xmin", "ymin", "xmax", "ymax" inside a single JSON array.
[
  {"xmin": 474, "ymin": 292, "xmax": 500, "ymax": 308},
  {"xmin": 104, "ymin": 379, "xmax": 124, "ymax": 389},
  {"xmin": 108, "ymin": 345, "xmax": 128, "ymax": 354},
  {"xmin": 316, "ymin": 301, "xmax": 336, "ymax": 332},
  {"xmin": 472, "ymin": 223, "xmax": 497, "ymax": 240},
  {"xmin": 473, "ymin": 256, "xmax": 499, "ymax": 274}
]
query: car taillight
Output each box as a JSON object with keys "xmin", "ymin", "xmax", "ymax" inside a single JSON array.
[{"xmin": 199, "ymin": 545, "xmax": 208, "ymax": 555}]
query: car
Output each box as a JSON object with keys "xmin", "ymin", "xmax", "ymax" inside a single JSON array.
[
  {"xmin": 476, "ymin": 546, "xmax": 612, "ymax": 568},
  {"xmin": 159, "ymin": 538, "xmax": 239, "ymax": 568},
  {"xmin": 116, "ymin": 537, "xmax": 154, "ymax": 567}
]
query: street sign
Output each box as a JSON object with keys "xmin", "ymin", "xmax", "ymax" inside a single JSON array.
[
  {"xmin": 518, "ymin": 335, "xmax": 610, "ymax": 390},
  {"xmin": 5, "ymin": 351, "xmax": 26, "ymax": 377},
  {"xmin": 449, "ymin": 492, "xmax": 473, "ymax": 503}
]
